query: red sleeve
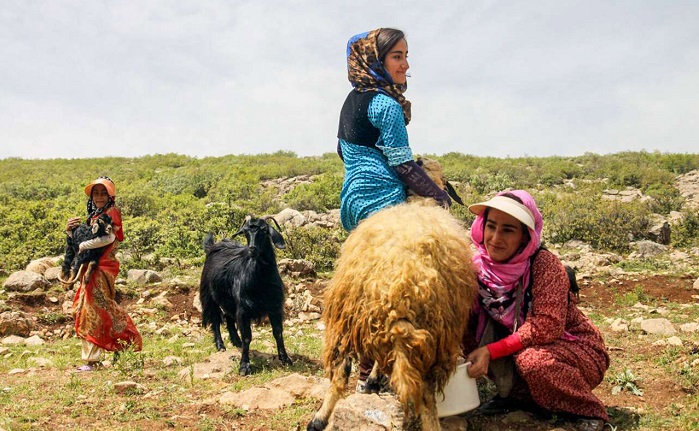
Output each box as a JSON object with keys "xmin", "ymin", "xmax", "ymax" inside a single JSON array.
[
  {"xmin": 106, "ymin": 207, "xmax": 124, "ymax": 242},
  {"xmin": 487, "ymin": 333, "xmax": 524, "ymax": 360}
]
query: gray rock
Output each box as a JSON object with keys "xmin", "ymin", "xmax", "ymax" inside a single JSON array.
[
  {"xmin": 127, "ymin": 269, "xmax": 162, "ymax": 284},
  {"xmin": 640, "ymin": 318, "xmax": 676, "ymax": 336},
  {"xmin": 2, "ymin": 271, "xmax": 50, "ymax": 292},
  {"xmin": 0, "ymin": 311, "xmax": 34, "ymax": 337}
]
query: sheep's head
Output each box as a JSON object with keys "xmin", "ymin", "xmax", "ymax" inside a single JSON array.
[
  {"xmin": 233, "ymin": 215, "xmax": 286, "ymax": 252},
  {"xmin": 414, "ymin": 157, "xmax": 464, "ymax": 205}
]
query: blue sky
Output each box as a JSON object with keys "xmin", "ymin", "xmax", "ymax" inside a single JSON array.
[{"xmin": 1, "ymin": 0, "xmax": 697, "ymax": 159}]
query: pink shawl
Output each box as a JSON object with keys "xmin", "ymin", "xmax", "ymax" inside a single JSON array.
[{"xmin": 470, "ymin": 190, "xmax": 543, "ymax": 338}]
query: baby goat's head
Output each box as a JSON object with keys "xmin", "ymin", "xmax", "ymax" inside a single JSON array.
[
  {"xmin": 233, "ymin": 216, "xmax": 286, "ymax": 254},
  {"xmin": 92, "ymin": 213, "xmax": 113, "ymax": 236}
]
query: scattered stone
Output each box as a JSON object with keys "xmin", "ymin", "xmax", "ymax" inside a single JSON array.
[
  {"xmin": 667, "ymin": 336, "xmax": 683, "ymax": 347},
  {"xmin": 127, "ymin": 269, "xmax": 162, "ymax": 285},
  {"xmin": 326, "ymin": 393, "xmax": 404, "ymax": 431},
  {"xmin": 0, "ymin": 311, "xmax": 34, "ymax": 337},
  {"xmin": 28, "ymin": 357, "xmax": 54, "ymax": 368},
  {"xmin": 2, "ymin": 271, "xmax": 50, "ymax": 292},
  {"xmin": 640, "ymin": 318, "xmax": 676, "ymax": 336},
  {"xmin": 113, "ymin": 381, "xmax": 147, "ymax": 394},
  {"xmin": 501, "ymin": 410, "xmax": 533, "ymax": 424},
  {"xmin": 24, "ymin": 335, "xmax": 45, "ymax": 346},
  {"xmin": 220, "ymin": 386, "xmax": 295, "ymax": 410},
  {"xmin": 163, "ymin": 356, "xmax": 183, "ymax": 367},
  {"xmin": 610, "ymin": 318, "xmax": 629, "ymax": 332},
  {"xmin": 25, "ymin": 257, "xmax": 56, "ymax": 275},
  {"xmin": 679, "ymin": 323, "xmax": 699, "ymax": 333},
  {"xmin": 1, "ymin": 335, "xmax": 25, "ymax": 345}
]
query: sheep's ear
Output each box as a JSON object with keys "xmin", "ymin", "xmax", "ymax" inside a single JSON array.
[
  {"xmin": 268, "ymin": 225, "xmax": 286, "ymax": 249},
  {"xmin": 416, "ymin": 157, "xmax": 424, "ymax": 167},
  {"xmin": 445, "ymin": 181, "xmax": 464, "ymax": 205}
]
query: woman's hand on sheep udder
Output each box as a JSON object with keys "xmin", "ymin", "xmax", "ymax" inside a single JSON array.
[{"xmin": 465, "ymin": 346, "xmax": 491, "ymax": 378}]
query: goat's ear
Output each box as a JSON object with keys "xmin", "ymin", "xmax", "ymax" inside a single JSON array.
[
  {"xmin": 233, "ymin": 217, "xmax": 249, "ymax": 237},
  {"xmin": 445, "ymin": 181, "xmax": 464, "ymax": 205},
  {"xmin": 416, "ymin": 157, "xmax": 424, "ymax": 167},
  {"xmin": 268, "ymin": 225, "xmax": 286, "ymax": 249}
]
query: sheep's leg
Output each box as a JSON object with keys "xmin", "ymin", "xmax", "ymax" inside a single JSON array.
[
  {"xmin": 365, "ymin": 361, "xmax": 389, "ymax": 393},
  {"xmin": 418, "ymin": 381, "xmax": 441, "ymax": 431},
  {"xmin": 268, "ymin": 311, "xmax": 292, "ymax": 366},
  {"xmin": 224, "ymin": 314, "xmax": 242, "ymax": 348},
  {"xmin": 238, "ymin": 315, "xmax": 253, "ymax": 375},
  {"xmin": 307, "ymin": 356, "xmax": 352, "ymax": 431}
]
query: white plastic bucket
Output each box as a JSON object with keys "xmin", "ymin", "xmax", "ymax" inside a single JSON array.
[{"xmin": 436, "ymin": 361, "xmax": 480, "ymax": 418}]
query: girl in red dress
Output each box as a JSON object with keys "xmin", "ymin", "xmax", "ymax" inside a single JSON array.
[{"xmin": 65, "ymin": 176, "xmax": 142, "ymax": 371}]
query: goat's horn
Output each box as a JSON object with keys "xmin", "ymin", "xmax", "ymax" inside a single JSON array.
[{"xmin": 262, "ymin": 216, "xmax": 283, "ymax": 232}]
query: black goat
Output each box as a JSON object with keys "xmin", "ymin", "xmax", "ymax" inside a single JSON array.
[
  {"xmin": 200, "ymin": 215, "xmax": 292, "ymax": 375},
  {"xmin": 59, "ymin": 213, "xmax": 113, "ymax": 287}
]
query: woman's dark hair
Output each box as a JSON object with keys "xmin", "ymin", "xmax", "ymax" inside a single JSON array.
[{"xmin": 376, "ymin": 28, "xmax": 405, "ymax": 62}]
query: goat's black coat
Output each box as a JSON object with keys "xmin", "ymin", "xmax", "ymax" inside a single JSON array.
[
  {"xmin": 199, "ymin": 216, "xmax": 292, "ymax": 375},
  {"xmin": 61, "ymin": 213, "xmax": 113, "ymax": 284}
]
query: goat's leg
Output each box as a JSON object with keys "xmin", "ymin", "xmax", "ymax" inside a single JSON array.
[
  {"xmin": 307, "ymin": 356, "xmax": 352, "ymax": 431},
  {"xmin": 268, "ymin": 311, "xmax": 292, "ymax": 366},
  {"xmin": 238, "ymin": 315, "xmax": 253, "ymax": 375},
  {"xmin": 205, "ymin": 308, "xmax": 226, "ymax": 351},
  {"xmin": 224, "ymin": 313, "xmax": 242, "ymax": 348}
]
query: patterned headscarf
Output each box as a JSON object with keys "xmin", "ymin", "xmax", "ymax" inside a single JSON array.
[
  {"xmin": 470, "ymin": 190, "xmax": 543, "ymax": 336},
  {"xmin": 346, "ymin": 29, "xmax": 411, "ymax": 124}
]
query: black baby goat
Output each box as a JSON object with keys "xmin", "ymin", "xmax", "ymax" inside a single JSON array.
[
  {"xmin": 200, "ymin": 215, "xmax": 293, "ymax": 375},
  {"xmin": 59, "ymin": 213, "xmax": 113, "ymax": 287}
]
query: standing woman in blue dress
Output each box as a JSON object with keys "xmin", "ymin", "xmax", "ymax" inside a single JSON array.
[{"xmin": 336, "ymin": 28, "xmax": 451, "ymax": 390}]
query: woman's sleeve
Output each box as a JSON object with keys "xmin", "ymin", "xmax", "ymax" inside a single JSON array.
[
  {"xmin": 367, "ymin": 94, "xmax": 413, "ymax": 166},
  {"xmin": 78, "ymin": 233, "xmax": 116, "ymax": 252},
  {"xmin": 515, "ymin": 251, "xmax": 570, "ymax": 347}
]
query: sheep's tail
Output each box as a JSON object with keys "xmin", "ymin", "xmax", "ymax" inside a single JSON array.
[
  {"xmin": 388, "ymin": 319, "xmax": 435, "ymax": 414},
  {"xmin": 203, "ymin": 233, "xmax": 215, "ymax": 255}
]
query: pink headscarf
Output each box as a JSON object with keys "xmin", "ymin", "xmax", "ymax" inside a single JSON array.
[{"xmin": 470, "ymin": 190, "xmax": 543, "ymax": 338}]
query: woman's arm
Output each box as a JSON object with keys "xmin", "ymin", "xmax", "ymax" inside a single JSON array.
[
  {"xmin": 78, "ymin": 233, "xmax": 116, "ymax": 253},
  {"xmin": 368, "ymin": 94, "xmax": 450, "ymax": 206}
]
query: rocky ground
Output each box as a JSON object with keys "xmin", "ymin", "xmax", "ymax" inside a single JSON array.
[{"xmin": 2, "ymin": 262, "xmax": 699, "ymax": 430}]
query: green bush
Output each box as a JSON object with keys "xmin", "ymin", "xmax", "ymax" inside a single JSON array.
[
  {"xmin": 278, "ymin": 226, "xmax": 347, "ymax": 273},
  {"xmin": 672, "ymin": 211, "xmax": 699, "ymax": 248},
  {"xmin": 540, "ymin": 191, "xmax": 652, "ymax": 252},
  {"xmin": 283, "ymin": 173, "xmax": 343, "ymax": 212}
]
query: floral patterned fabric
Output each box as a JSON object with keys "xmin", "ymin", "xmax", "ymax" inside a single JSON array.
[{"xmin": 72, "ymin": 206, "xmax": 142, "ymax": 352}]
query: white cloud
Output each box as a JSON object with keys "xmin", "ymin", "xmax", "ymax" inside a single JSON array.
[{"xmin": 1, "ymin": 0, "xmax": 698, "ymax": 159}]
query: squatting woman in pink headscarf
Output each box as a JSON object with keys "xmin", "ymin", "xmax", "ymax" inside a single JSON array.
[{"xmin": 464, "ymin": 190, "xmax": 611, "ymax": 431}]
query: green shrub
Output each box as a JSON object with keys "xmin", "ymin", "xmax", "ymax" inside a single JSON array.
[
  {"xmin": 540, "ymin": 191, "xmax": 652, "ymax": 252},
  {"xmin": 672, "ymin": 211, "xmax": 699, "ymax": 248},
  {"xmin": 283, "ymin": 173, "xmax": 342, "ymax": 212},
  {"xmin": 278, "ymin": 226, "xmax": 347, "ymax": 273}
]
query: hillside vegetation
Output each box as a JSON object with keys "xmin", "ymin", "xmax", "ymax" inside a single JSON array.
[{"xmin": 0, "ymin": 151, "xmax": 698, "ymax": 274}]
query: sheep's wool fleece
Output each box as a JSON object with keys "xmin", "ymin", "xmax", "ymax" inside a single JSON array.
[{"xmin": 322, "ymin": 200, "xmax": 477, "ymax": 395}]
